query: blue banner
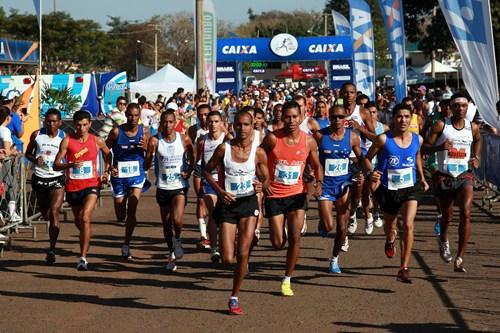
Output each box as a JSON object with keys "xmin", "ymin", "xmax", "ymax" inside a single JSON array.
[
  {"xmin": 329, "ymin": 60, "xmax": 354, "ymax": 90},
  {"xmin": 332, "ymin": 10, "xmax": 352, "ymax": 36},
  {"xmin": 378, "ymin": 0, "xmax": 407, "ymax": 102},
  {"xmin": 217, "ymin": 36, "xmax": 352, "ymax": 62},
  {"xmin": 215, "ymin": 62, "xmax": 239, "ymax": 95},
  {"xmin": 349, "ymin": 0, "xmax": 376, "ymax": 101},
  {"xmin": 0, "ymin": 38, "xmax": 39, "ymax": 64},
  {"xmin": 97, "ymin": 71, "xmax": 128, "ymax": 115}
]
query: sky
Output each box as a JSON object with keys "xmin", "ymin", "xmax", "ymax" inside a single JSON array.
[{"xmin": 2, "ymin": 0, "xmax": 327, "ymax": 29}]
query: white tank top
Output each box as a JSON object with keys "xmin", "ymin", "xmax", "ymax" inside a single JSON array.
[
  {"xmin": 34, "ymin": 128, "xmax": 65, "ymax": 178},
  {"xmin": 202, "ymin": 132, "xmax": 225, "ymax": 181},
  {"xmin": 346, "ymin": 104, "xmax": 366, "ymax": 158},
  {"xmin": 436, "ymin": 118, "xmax": 473, "ymax": 177},
  {"xmin": 299, "ymin": 117, "xmax": 313, "ymax": 136},
  {"xmin": 223, "ymin": 141, "xmax": 257, "ymax": 198},
  {"xmin": 156, "ymin": 132, "xmax": 188, "ymax": 190},
  {"xmin": 195, "ymin": 123, "xmax": 209, "ymax": 166}
]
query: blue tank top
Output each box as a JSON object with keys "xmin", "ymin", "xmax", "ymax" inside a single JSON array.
[
  {"xmin": 314, "ymin": 116, "xmax": 330, "ymax": 130},
  {"xmin": 375, "ymin": 121, "xmax": 385, "ymax": 135},
  {"xmin": 378, "ymin": 132, "xmax": 419, "ymax": 190},
  {"xmin": 319, "ymin": 128, "xmax": 352, "ymax": 185},
  {"xmin": 112, "ymin": 125, "xmax": 145, "ymax": 178}
]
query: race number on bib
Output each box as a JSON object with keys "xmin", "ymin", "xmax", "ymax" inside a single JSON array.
[
  {"xmin": 387, "ymin": 167, "xmax": 414, "ymax": 190},
  {"xmin": 275, "ymin": 164, "xmax": 301, "ymax": 185},
  {"xmin": 325, "ymin": 158, "xmax": 349, "ymax": 177},
  {"xmin": 69, "ymin": 160, "xmax": 93, "ymax": 180},
  {"xmin": 160, "ymin": 167, "xmax": 183, "ymax": 189},
  {"xmin": 445, "ymin": 158, "xmax": 468, "ymax": 177},
  {"xmin": 225, "ymin": 174, "xmax": 254, "ymax": 197},
  {"xmin": 118, "ymin": 161, "xmax": 141, "ymax": 178}
]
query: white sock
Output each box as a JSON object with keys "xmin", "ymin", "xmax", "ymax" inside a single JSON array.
[
  {"xmin": 331, "ymin": 256, "xmax": 338, "ymax": 263},
  {"xmin": 8, "ymin": 201, "xmax": 16, "ymax": 215},
  {"xmin": 198, "ymin": 218, "xmax": 207, "ymax": 238},
  {"xmin": 282, "ymin": 276, "xmax": 291, "ymax": 284},
  {"xmin": 230, "ymin": 296, "xmax": 238, "ymax": 301}
]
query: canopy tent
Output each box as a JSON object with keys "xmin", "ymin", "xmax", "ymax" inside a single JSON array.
[
  {"xmin": 129, "ymin": 64, "xmax": 194, "ymax": 101},
  {"xmin": 410, "ymin": 60, "xmax": 458, "ymax": 74}
]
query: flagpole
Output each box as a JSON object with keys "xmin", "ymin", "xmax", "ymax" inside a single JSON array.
[{"xmin": 38, "ymin": 0, "xmax": 42, "ymax": 118}]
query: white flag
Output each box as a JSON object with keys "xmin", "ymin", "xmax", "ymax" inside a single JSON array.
[{"xmin": 203, "ymin": 0, "xmax": 217, "ymax": 94}]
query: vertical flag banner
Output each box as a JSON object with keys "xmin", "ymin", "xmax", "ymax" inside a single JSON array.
[
  {"xmin": 438, "ymin": 0, "xmax": 499, "ymax": 129},
  {"xmin": 21, "ymin": 76, "xmax": 40, "ymax": 152},
  {"xmin": 331, "ymin": 10, "xmax": 352, "ymax": 36},
  {"xmin": 378, "ymin": 0, "xmax": 407, "ymax": 102},
  {"xmin": 349, "ymin": 0, "xmax": 376, "ymax": 101},
  {"xmin": 203, "ymin": 0, "xmax": 217, "ymax": 94}
]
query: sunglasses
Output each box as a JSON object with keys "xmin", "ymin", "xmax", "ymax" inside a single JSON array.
[
  {"xmin": 118, "ymin": 102, "xmax": 127, "ymax": 106},
  {"xmin": 331, "ymin": 115, "xmax": 346, "ymax": 120}
]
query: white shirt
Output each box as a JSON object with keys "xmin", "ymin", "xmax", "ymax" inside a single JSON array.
[{"xmin": 0, "ymin": 126, "xmax": 12, "ymax": 149}]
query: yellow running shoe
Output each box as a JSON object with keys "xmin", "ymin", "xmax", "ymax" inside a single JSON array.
[{"xmin": 281, "ymin": 281, "xmax": 294, "ymax": 296}]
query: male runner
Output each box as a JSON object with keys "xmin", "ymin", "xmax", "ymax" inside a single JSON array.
[
  {"xmin": 25, "ymin": 109, "xmax": 66, "ymax": 264},
  {"xmin": 145, "ymin": 110, "xmax": 194, "ymax": 271},
  {"xmin": 261, "ymin": 101, "xmax": 322, "ymax": 296},
  {"xmin": 54, "ymin": 110, "xmax": 112, "ymax": 270},
  {"xmin": 423, "ymin": 92, "xmax": 481, "ymax": 272},
  {"xmin": 365, "ymin": 104, "xmax": 429, "ymax": 283},
  {"xmin": 314, "ymin": 106, "xmax": 366, "ymax": 273},
  {"xmin": 204, "ymin": 110, "xmax": 269, "ymax": 315},
  {"xmin": 106, "ymin": 103, "xmax": 150, "ymax": 259}
]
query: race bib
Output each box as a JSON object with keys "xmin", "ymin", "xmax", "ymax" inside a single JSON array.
[
  {"xmin": 69, "ymin": 160, "xmax": 93, "ymax": 180},
  {"xmin": 117, "ymin": 161, "xmax": 141, "ymax": 178},
  {"xmin": 445, "ymin": 158, "xmax": 468, "ymax": 177},
  {"xmin": 387, "ymin": 167, "xmax": 414, "ymax": 190},
  {"xmin": 325, "ymin": 158, "xmax": 349, "ymax": 177},
  {"xmin": 159, "ymin": 167, "xmax": 184, "ymax": 189},
  {"xmin": 225, "ymin": 174, "xmax": 254, "ymax": 197},
  {"xmin": 275, "ymin": 164, "xmax": 301, "ymax": 185}
]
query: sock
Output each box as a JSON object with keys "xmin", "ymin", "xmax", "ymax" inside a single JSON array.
[
  {"xmin": 8, "ymin": 201, "xmax": 16, "ymax": 216},
  {"xmin": 198, "ymin": 218, "xmax": 207, "ymax": 238},
  {"xmin": 282, "ymin": 276, "xmax": 291, "ymax": 284},
  {"xmin": 230, "ymin": 296, "xmax": 238, "ymax": 301},
  {"xmin": 331, "ymin": 256, "xmax": 338, "ymax": 263}
]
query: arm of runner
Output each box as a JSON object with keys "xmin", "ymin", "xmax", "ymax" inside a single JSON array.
[
  {"xmin": 25, "ymin": 130, "xmax": 41, "ymax": 166},
  {"xmin": 422, "ymin": 120, "xmax": 450, "ymax": 154},
  {"xmin": 351, "ymin": 131, "xmax": 368, "ymax": 175},
  {"xmin": 313, "ymin": 128, "xmax": 323, "ymax": 146},
  {"xmin": 470, "ymin": 122, "xmax": 481, "ymax": 169},
  {"xmin": 96, "ymin": 136, "xmax": 112, "ymax": 184},
  {"xmin": 254, "ymin": 147, "xmax": 269, "ymax": 194},
  {"xmin": 182, "ymin": 134, "xmax": 194, "ymax": 179},
  {"xmin": 53, "ymin": 136, "xmax": 80, "ymax": 171},
  {"xmin": 204, "ymin": 143, "xmax": 236, "ymax": 204},
  {"xmin": 143, "ymin": 136, "xmax": 158, "ymax": 171},
  {"xmin": 417, "ymin": 135, "xmax": 429, "ymax": 192},
  {"xmin": 195, "ymin": 136, "xmax": 203, "ymax": 167},
  {"xmin": 105, "ymin": 127, "xmax": 119, "ymax": 149},
  {"xmin": 138, "ymin": 127, "xmax": 151, "ymax": 150},
  {"xmin": 359, "ymin": 107, "xmax": 377, "ymax": 141},
  {"xmin": 307, "ymin": 135, "xmax": 323, "ymax": 198},
  {"xmin": 365, "ymin": 134, "xmax": 386, "ymax": 193},
  {"xmin": 308, "ymin": 117, "xmax": 320, "ymax": 134},
  {"xmin": 259, "ymin": 131, "xmax": 276, "ymax": 153}
]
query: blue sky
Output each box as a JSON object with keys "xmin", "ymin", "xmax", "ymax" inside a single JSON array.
[{"xmin": 2, "ymin": 0, "xmax": 326, "ymax": 29}]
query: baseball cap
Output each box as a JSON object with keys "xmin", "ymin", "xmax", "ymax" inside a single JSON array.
[
  {"xmin": 418, "ymin": 85, "xmax": 427, "ymax": 92},
  {"xmin": 166, "ymin": 102, "xmax": 179, "ymax": 111},
  {"xmin": 0, "ymin": 89, "xmax": 20, "ymax": 101}
]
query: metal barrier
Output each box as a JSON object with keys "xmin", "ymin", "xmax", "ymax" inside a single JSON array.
[{"xmin": 474, "ymin": 132, "xmax": 500, "ymax": 215}]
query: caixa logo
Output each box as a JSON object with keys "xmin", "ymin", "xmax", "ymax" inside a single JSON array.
[
  {"xmin": 308, "ymin": 44, "xmax": 345, "ymax": 53},
  {"xmin": 222, "ymin": 45, "xmax": 257, "ymax": 55}
]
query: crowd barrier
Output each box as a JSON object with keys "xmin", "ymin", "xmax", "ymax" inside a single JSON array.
[{"xmin": 475, "ymin": 131, "xmax": 500, "ymax": 215}]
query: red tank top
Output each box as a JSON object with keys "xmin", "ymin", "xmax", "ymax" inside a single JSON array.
[
  {"xmin": 267, "ymin": 129, "xmax": 308, "ymax": 198},
  {"xmin": 65, "ymin": 134, "xmax": 100, "ymax": 192}
]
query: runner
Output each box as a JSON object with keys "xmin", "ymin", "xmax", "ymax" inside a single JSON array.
[
  {"xmin": 423, "ymin": 92, "xmax": 481, "ymax": 272},
  {"xmin": 25, "ymin": 109, "xmax": 66, "ymax": 264},
  {"xmin": 314, "ymin": 105, "xmax": 367, "ymax": 273},
  {"xmin": 271, "ymin": 103, "xmax": 284, "ymax": 131},
  {"xmin": 144, "ymin": 110, "xmax": 194, "ymax": 271},
  {"xmin": 365, "ymin": 104, "xmax": 429, "ymax": 283},
  {"xmin": 105, "ymin": 103, "xmax": 150, "ymax": 259},
  {"xmin": 261, "ymin": 100, "xmax": 322, "ymax": 296},
  {"xmin": 196, "ymin": 111, "xmax": 229, "ymax": 262},
  {"xmin": 204, "ymin": 110, "xmax": 269, "ymax": 315},
  {"xmin": 53, "ymin": 110, "xmax": 112, "ymax": 271},
  {"xmin": 188, "ymin": 104, "xmax": 210, "ymax": 249},
  {"xmin": 314, "ymin": 100, "xmax": 330, "ymax": 130}
]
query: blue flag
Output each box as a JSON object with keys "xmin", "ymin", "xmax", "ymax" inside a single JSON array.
[{"xmin": 331, "ymin": 10, "xmax": 352, "ymax": 36}]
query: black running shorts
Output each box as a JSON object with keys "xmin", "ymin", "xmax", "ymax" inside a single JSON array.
[
  {"xmin": 214, "ymin": 195, "xmax": 259, "ymax": 225},
  {"xmin": 156, "ymin": 188, "xmax": 188, "ymax": 206},
  {"xmin": 32, "ymin": 174, "xmax": 65, "ymax": 193},
  {"xmin": 264, "ymin": 193, "xmax": 308, "ymax": 218},
  {"xmin": 66, "ymin": 187, "xmax": 100, "ymax": 206},
  {"xmin": 373, "ymin": 183, "xmax": 422, "ymax": 216},
  {"xmin": 432, "ymin": 171, "xmax": 473, "ymax": 199}
]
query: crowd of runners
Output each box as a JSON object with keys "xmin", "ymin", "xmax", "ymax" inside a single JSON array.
[{"xmin": 23, "ymin": 82, "xmax": 483, "ymax": 315}]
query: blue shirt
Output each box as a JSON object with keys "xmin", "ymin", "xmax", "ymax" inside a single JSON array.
[
  {"xmin": 319, "ymin": 127, "xmax": 352, "ymax": 187},
  {"xmin": 7, "ymin": 112, "xmax": 23, "ymax": 152},
  {"xmin": 314, "ymin": 116, "xmax": 330, "ymax": 130}
]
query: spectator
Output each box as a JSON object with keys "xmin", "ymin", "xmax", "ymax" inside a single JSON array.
[
  {"xmin": 98, "ymin": 96, "xmax": 128, "ymax": 139},
  {"xmin": 0, "ymin": 89, "xmax": 24, "ymax": 153}
]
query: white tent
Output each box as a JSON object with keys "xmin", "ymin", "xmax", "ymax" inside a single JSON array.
[
  {"xmin": 411, "ymin": 60, "xmax": 458, "ymax": 74},
  {"xmin": 129, "ymin": 64, "xmax": 194, "ymax": 101}
]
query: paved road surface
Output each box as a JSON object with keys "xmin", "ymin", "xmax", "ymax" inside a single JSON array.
[{"xmin": 1, "ymin": 189, "xmax": 499, "ymax": 332}]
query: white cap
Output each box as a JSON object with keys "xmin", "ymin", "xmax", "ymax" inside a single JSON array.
[
  {"xmin": 253, "ymin": 90, "xmax": 260, "ymax": 96},
  {"xmin": 166, "ymin": 102, "xmax": 179, "ymax": 111},
  {"xmin": 0, "ymin": 89, "xmax": 20, "ymax": 101}
]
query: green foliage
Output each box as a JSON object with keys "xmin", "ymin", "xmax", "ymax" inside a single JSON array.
[{"xmin": 41, "ymin": 82, "xmax": 81, "ymax": 116}]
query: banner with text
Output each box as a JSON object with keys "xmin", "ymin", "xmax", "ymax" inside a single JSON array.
[
  {"xmin": 216, "ymin": 62, "xmax": 239, "ymax": 95},
  {"xmin": 203, "ymin": 0, "xmax": 217, "ymax": 93},
  {"xmin": 329, "ymin": 60, "xmax": 354, "ymax": 90}
]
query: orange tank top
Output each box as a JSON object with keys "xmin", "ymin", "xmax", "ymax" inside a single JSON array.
[
  {"xmin": 409, "ymin": 113, "xmax": 419, "ymax": 134},
  {"xmin": 267, "ymin": 129, "xmax": 308, "ymax": 198},
  {"xmin": 65, "ymin": 134, "xmax": 100, "ymax": 192}
]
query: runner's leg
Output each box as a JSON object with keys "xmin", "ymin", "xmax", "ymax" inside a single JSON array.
[
  {"xmin": 160, "ymin": 206, "xmax": 173, "ymax": 252},
  {"xmin": 114, "ymin": 196, "xmax": 127, "ymax": 222},
  {"xmin": 333, "ymin": 190, "xmax": 350, "ymax": 257},
  {"xmin": 220, "ymin": 222, "xmax": 237, "ymax": 264},
  {"xmin": 124, "ymin": 188, "xmax": 142, "ymax": 245},
  {"xmin": 456, "ymin": 184, "xmax": 473, "ymax": 259},
  {"xmin": 204, "ymin": 194, "xmax": 218, "ymax": 247},
  {"xmin": 269, "ymin": 214, "xmax": 286, "ymax": 250},
  {"xmin": 318, "ymin": 200, "xmax": 334, "ymax": 232},
  {"xmin": 48, "ymin": 188, "xmax": 64, "ymax": 251},
  {"xmin": 399, "ymin": 200, "xmax": 418, "ymax": 268},
  {"xmin": 285, "ymin": 209, "xmax": 305, "ymax": 277},
  {"xmin": 79, "ymin": 194, "xmax": 98, "ymax": 258},
  {"xmin": 171, "ymin": 194, "xmax": 186, "ymax": 240},
  {"xmin": 232, "ymin": 216, "xmax": 257, "ymax": 297}
]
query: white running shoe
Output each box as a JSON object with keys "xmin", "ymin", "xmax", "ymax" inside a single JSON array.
[
  {"xmin": 173, "ymin": 238, "xmax": 184, "ymax": 259},
  {"xmin": 347, "ymin": 215, "xmax": 357, "ymax": 235},
  {"xmin": 166, "ymin": 253, "xmax": 177, "ymax": 271},
  {"xmin": 301, "ymin": 214, "xmax": 308, "ymax": 235},
  {"xmin": 341, "ymin": 236, "xmax": 350, "ymax": 252},
  {"xmin": 9, "ymin": 213, "xmax": 22, "ymax": 223},
  {"xmin": 365, "ymin": 214, "xmax": 374, "ymax": 235},
  {"xmin": 0, "ymin": 233, "xmax": 9, "ymax": 241},
  {"xmin": 76, "ymin": 257, "xmax": 88, "ymax": 271},
  {"xmin": 438, "ymin": 238, "xmax": 453, "ymax": 263},
  {"xmin": 374, "ymin": 214, "xmax": 383, "ymax": 228}
]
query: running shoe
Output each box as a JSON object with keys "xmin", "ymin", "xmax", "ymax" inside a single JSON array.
[
  {"xmin": 438, "ymin": 238, "xmax": 453, "ymax": 263},
  {"xmin": 76, "ymin": 257, "xmax": 88, "ymax": 271},
  {"xmin": 121, "ymin": 244, "xmax": 132, "ymax": 260},
  {"xmin": 434, "ymin": 215, "xmax": 441, "ymax": 236},
  {"xmin": 210, "ymin": 247, "xmax": 221, "ymax": 263},
  {"xmin": 45, "ymin": 250, "xmax": 56, "ymax": 264},
  {"xmin": 365, "ymin": 214, "xmax": 374, "ymax": 235},
  {"xmin": 454, "ymin": 257, "xmax": 466, "ymax": 272},
  {"xmin": 252, "ymin": 229, "xmax": 261, "ymax": 246},
  {"xmin": 373, "ymin": 213, "xmax": 383, "ymax": 228},
  {"xmin": 197, "ymin": 237, "xmax": 211, "ymax": 250},
  {"xmin": 166, "ymin": 253, "xmax": 177, "ymax": 271},
  {"xmin": 0, "ymin": 233, "xmax": 8, "ymax": 242},
  {"xmin": 341, "ymin": 236, "xmax": 349, "ymax": 252},
  {"xmin": 385, "ymin": 240, "xmax": 396, "ymax": 258},
  {"xmin": 228, "ymin": 298, "xmax": 243, "ymax": 315},
  {"xmin": 9, "ymin": 213, "xmax": 22, "ymax": 223},
  {"xmin": 280, "ymin": 281, "xmax": 294, "ymax": 297},
  {"xmin": 397, "ymin": 267, "xmax": 412, "ymax": 284},
  {"xmin": 301, "ymin": 214, "xmax": 308, "ymax": 235},
  {"xmin": 329, "ymin": 259, "xmax": 342, "ymax": 274},
  {"xmin": 173, "ymin": 238, "xmax": 184, "ymax": 259},
  {"xmin": 347, "ymin": 215, "xmax": 357, "ymax": 235},
  {"xmin": 317, "ymin": 221, "xmax": 328, "ymax": 238}
]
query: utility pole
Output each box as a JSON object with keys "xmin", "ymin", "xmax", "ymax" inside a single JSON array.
[
  {"xmin": 195, "ymin": 0, "xmax": 205, "ymax": 92},
  {"xmin": 324, "ymin": 13, "xmax": 329, "ymax": 87},
  {"xmin": 53, "ymin": 0, "xmax": 56, "ymax": 13},
  {"xmin": 431, "ymin": 6, "xmax": 437, "ymax": 85},
  {"xmin": 149, "ymin": 24, "xmax": 159, "ymax": 72}
]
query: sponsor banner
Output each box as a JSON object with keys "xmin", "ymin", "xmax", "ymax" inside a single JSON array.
[
  {"xmin": 349, "ymin": 0, "xmax": 376, "ymax": 101},
  {"xmin": 216, "ymin": 61, "xmax": 239, "ymax": 95},
  {"xmin": 97, "ymin": 71, "xmax": 128, "ymax": 115},
  {"xmin": 329, "ymin": 60, "xmax": 353, "ymax": 89},
  {"xmin": 378, "ymin": 0, "xmax": 407, "ymax": 102},
  {"xmin": 439, "ymin": 0, "xmax": 499, "ymax": 130},
  {"xmin": 203, "ymin": 0, "xmax": 217, "ymax": 93},
  {"xmin": 217, "ymin": 36, "xmax": 352, "ymax": 62},
  {"xmin": 0, "ymin": 38, "xmax": 39, "ymax": 64},
  {"xmin": 332, "ymin": 10, "xmax": 352, "ymax": 36}
]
